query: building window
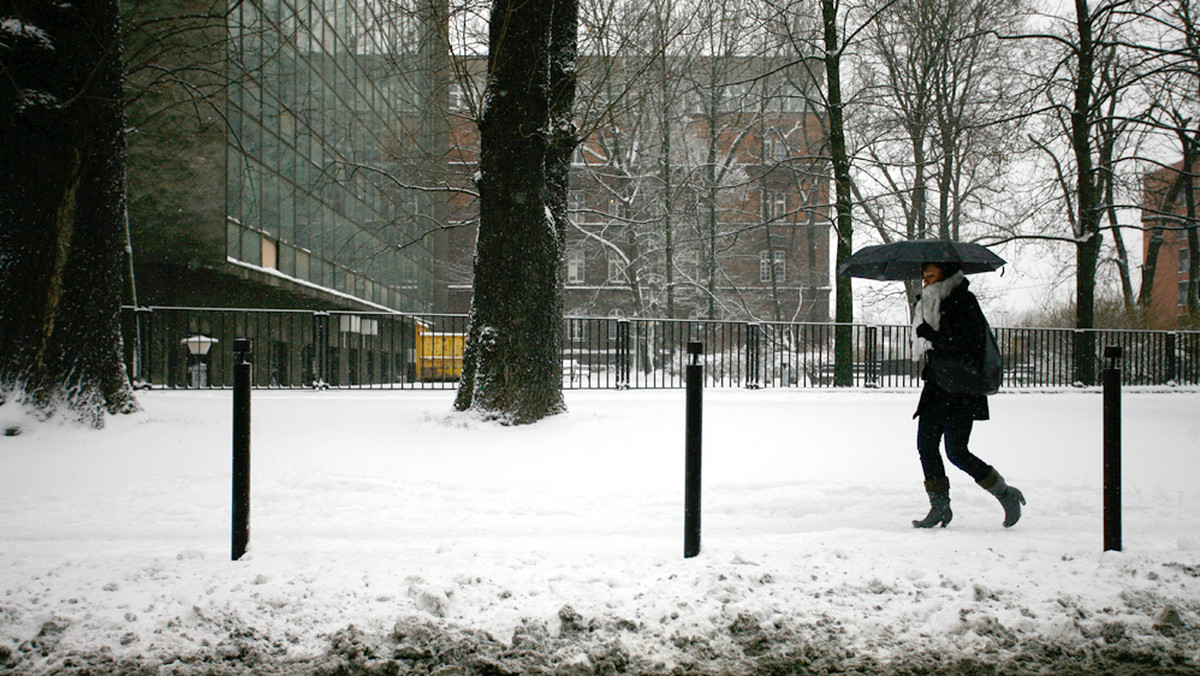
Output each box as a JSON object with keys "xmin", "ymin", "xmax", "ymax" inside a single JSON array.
[
  {"xmin": 295, "ymin": 249, "xmax": 310, "ymax": 282},
  {"xmin": 568, "ymin": 249, "xmax": 586, "ymax": 284},
  {"xmin": 569, "ymin": 190, "xmax": 585, "ymax": 221},
  {"xmin": 1180, "ymin": 247, "xmax": 1190, "ymax": 276},
  {"xmin": 241, "ymin": 228, "xmax": 261, "ymax": 267},
  {"xmin": 568, "ymin": 318, "xmax": 586, "ymax": 342},
  {"xmin": 771, "ymin": 195, "xmax": 787, "ymax": 220},
  {"xmin": 224, "ymin": 0, "xmax": 433, "ymax": 312},
  {"xmin": 763, "ymin": 191, "xmax": 787, "ymax": 221},
  {"xmin": 604, "ymin": 198, "xmax": 619, "ymax": 218},
  {"xmin": 764, "ymin": 132, "xmax": 788, "ymax": 161},
  {"xmin": 607, "ymin": 256, "xmax": 624, "ymax": 284},
  {"xmin": 1180, "ymin": 281, "xmax": 1188, "ymax": 307},
  {"xmin": 760, "ymin": 250, "xmax": 786, "ymax": 283},
  {"xmin": 262, "ymin": 236, "xmax": 278, "ymax": 270},
  {"xmin": 607, "ymin": 308, "xmax": 625, "ymax": 341}
]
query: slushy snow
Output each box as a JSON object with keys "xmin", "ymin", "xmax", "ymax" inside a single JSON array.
[{"xmin": 1, "ymin": 389, "xmax": 1198, "ymax": 673}]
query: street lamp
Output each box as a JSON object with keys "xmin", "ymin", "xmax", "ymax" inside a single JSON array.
[{"xmin": 181, "ymin": 335, "xmax": 218, "ymax": 388}]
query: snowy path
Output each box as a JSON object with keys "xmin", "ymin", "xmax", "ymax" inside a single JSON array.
[{"xmin": 1, "ymin": 389, "xmax": 1198, "ymax": 673}]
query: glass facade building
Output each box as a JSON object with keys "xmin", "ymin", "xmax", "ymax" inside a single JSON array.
[{"xmin": 225, "ymin": 0, "xmax": 440, "ymax": 311}]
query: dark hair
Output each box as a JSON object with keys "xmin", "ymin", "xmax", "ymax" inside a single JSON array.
[{"xmin": 924, "ymin": 261, "xmax": 963, "ymax": 277}]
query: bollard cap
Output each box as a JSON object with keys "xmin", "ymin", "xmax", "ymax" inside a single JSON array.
[
  {"xmin": 234, "ymin": 338, "xmax": 252, "ymax": 355},
  {"xmin": 687, "ymin": 341, "xmax": 703, "ymax": 355}
]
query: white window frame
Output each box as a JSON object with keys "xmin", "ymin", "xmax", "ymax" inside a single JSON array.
[
  {"xmin": 568, "ymin": 318, "xmax": 586, "ymax": 342},
  {"xmin": 568, "ymin": 249, "xmax": 586, "ymax": 284},
  {"xmin": 760, "ymin": 250, "xmax": 786, "ymax": 283},
  {"xmin": 607, "ymin": 256, "xmax": 624, "ymax": 284},
  {"xmin": 764, "ymin": 132, "xmax": 788, "ymax": 161},
  {"xmin": 771, "ymin": 194, "xmax": 787, "ymax": 220},
  {"xmin": 449, "ymin": 84, "xmax": 465, "ymax": 111},
  {"xmin": 761, "ymin": 191, "xmax": 787, "ymax": 221}
]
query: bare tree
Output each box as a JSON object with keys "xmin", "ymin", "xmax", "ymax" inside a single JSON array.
[
  {"xmin": 567, "ymin": 0, "xmax": 680, "ymax": 320},
  {"xmin": 1135, "ymin": 0, "xmax": 1200, "ymax": 321},
  {"xmin": 820, "ymin": 0, "xmax": 858, "ymax": 384},
  {"xmin": 1024, "ymin": 0, "xmax": 1140, "ymax": 379},
  {"xmin": 562, "ymin": 0, "xmax": 830, "ymax": 324},
  {"xmin": 0, "ymin": 0, "xmax": 138, "ymax": 426},
  {"xmin": 857, "ymin": 0, "xmax": 1034, "ymax": 311},
  {"xmin": 757, "ymin": 0, "xmax": 866, "ymax": 382},
  {"xmin": 678, "ymin": 0, "xmax": 758, "ymax": 319},
  {"xmin": 862, "ymin": 0, "xmax": 945, "ymax": 241}
]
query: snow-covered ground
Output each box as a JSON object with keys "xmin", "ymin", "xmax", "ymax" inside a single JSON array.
[{"xmin": 2, "ymin": 388, "xmax": 1199, "ymax": 674}]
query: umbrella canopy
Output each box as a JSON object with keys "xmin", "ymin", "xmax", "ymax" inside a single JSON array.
[{"xmin": 837, "ymin": 239, "xmax": 1006, "ymax": 281}]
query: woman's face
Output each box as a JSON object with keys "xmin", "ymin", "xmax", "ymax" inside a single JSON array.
[{"xmin": 922, "ymin": 264, "xmax": 944, "ymax": 286}]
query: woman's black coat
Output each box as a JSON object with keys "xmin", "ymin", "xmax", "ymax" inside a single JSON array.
[{"xmin": 914, "ymin": 278, "xmax": 990, "ymax": 422}]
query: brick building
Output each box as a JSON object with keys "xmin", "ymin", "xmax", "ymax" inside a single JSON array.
[
  {"xmin": 1142, "ymin": 160, "xmax": 1199, "ymax": 324},
  {"xmin": 441, "ymin": 55, "xmax": 832, "ymax": 324}
]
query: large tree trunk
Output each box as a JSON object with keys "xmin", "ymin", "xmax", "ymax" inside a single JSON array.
[
  {"xmin": 454, "ymin": 0, "xmax": 573, "ymax": 424},
  {"xmin": 1178, "ymin": 139, "xmax": 1200, "ymax": 320},
  {"xmin": 0, "ymin": 0, "xmax": 137, "ymax": 427},
  {"xmin": 1071, "ymin": 0, "xmax": 1100, "ymax": 385},
  {"xmin": 823, "ymin": 0, "xmax": 855, "ymax": 387}
]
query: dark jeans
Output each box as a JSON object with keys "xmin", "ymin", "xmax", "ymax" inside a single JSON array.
[{"xmin": 917, "ymin": 415, "xmax": 992, "ymax": 483}]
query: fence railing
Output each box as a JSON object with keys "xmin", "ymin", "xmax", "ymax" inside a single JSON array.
[{"xmin": 122, "ymin": 306, "xmax": 1200, "ymax": 391}]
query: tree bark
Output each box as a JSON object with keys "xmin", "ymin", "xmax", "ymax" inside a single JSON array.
[
  {"xmin": 1098, "ymin": 115, "xmax": 1135, "ymax": 311},
  {"xmin": 1183, "ymin": 151, "xmax": 1200, "ymax": 318},
  {"xmin": 454, "ymin": 0, "xmax": 573, "ymax": 424},
  {"xmin": 659, "ymin": 33, "xmax": 676, "ymax": 320},
  {"xmin": 0, "ymin": 0, "xmax": 137, "ymax": 426},
  {"xmin": 822, "ymin": 0, "xmax": 855, "ymax": 386},
  {"xmin": 1071, "ymin": 0, "xmax": 1101, "ymax": 384}
]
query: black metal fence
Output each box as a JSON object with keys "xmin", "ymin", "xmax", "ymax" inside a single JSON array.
[{"xmin": 122, "ymin": 306, "xmax": 1200, "ymax": 391}]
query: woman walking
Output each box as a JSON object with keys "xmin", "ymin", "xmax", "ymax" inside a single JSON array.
[{"xmin": 911, "ymin": 262, "xmax": 1025, "ymax": 529}]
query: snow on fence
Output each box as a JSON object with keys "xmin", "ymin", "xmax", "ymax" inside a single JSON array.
[{"xmin": 120, "ymin": 306, "xmax": 1200, "ymax": 391}]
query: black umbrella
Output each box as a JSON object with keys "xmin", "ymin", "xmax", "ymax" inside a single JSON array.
[{"xmin": 837, "ymin": 239, "xmax": 1006, "ymax": 281}]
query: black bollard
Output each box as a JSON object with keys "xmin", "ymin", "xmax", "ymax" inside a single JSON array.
[
  {"xmin": 1102, "ymin": 346, "xmax": 1122, "ymax": 552},
  {"xmin": 232, "ymin": 339, "xmax": 252, "ymax": 561},
  {"xmin": 684, "ymin": 341, "xmax": 703, "ymax": 558}
]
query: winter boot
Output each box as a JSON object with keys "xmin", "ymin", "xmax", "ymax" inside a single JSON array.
[
  {"xmin": 912, "ymin": 477, "xmax": 952, "ymax": 528},
  {"xmin": 978, "ymin": 468, "xmax": 1025, "ymax": 528}
]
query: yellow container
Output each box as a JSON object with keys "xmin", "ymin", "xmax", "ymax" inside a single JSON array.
[{"xmin": 414, "ymin": 324, "xmax": 464, "ymax": 381}]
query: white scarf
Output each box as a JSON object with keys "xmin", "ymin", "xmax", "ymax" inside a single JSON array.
[{"xmin": 911, "ymin": 270, "xmax": 965, "ymax": 362}]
